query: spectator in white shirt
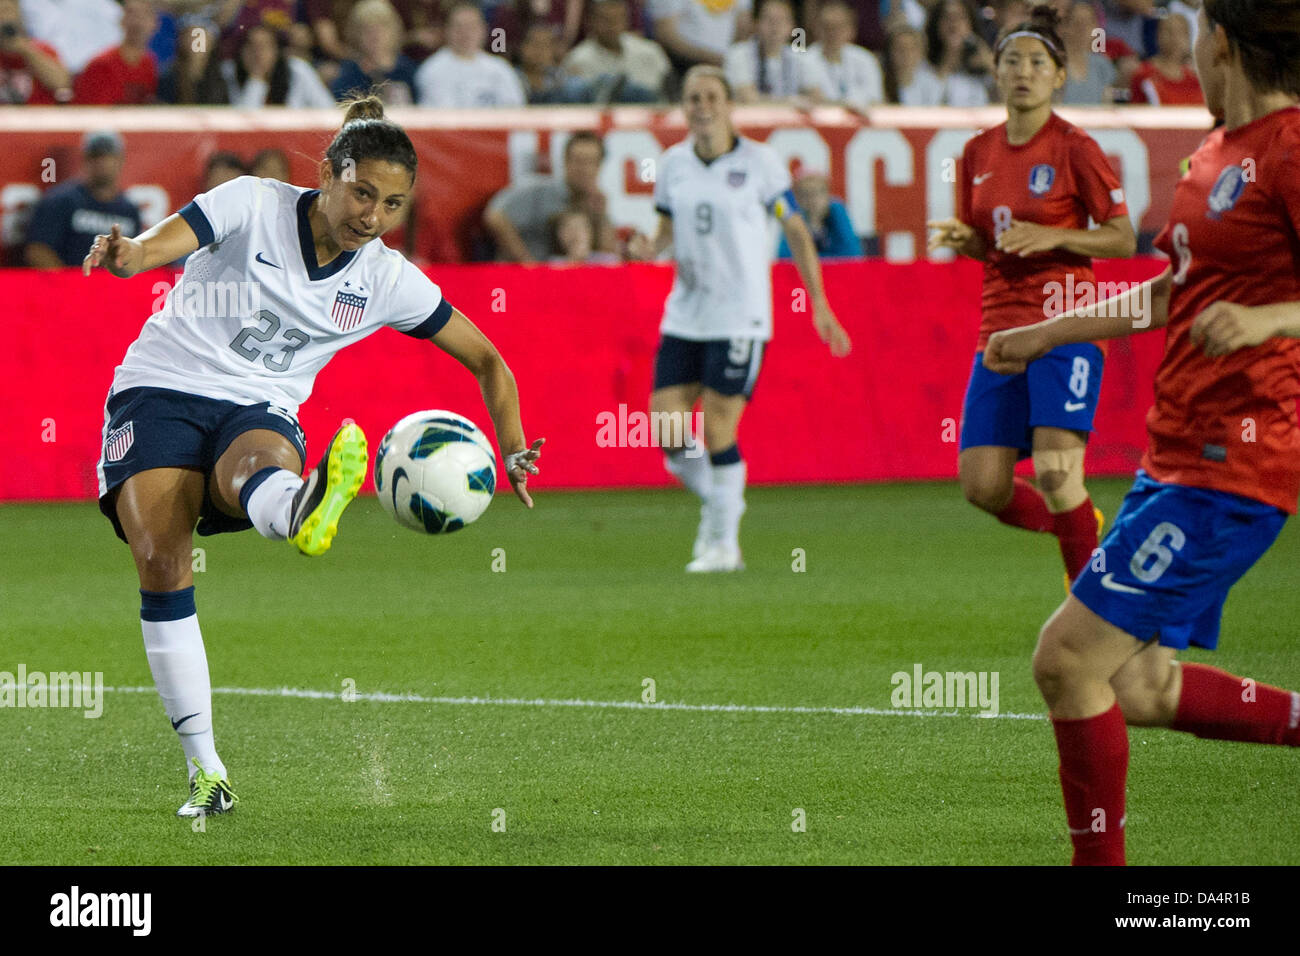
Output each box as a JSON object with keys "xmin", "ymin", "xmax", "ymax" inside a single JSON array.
[
  {"xmin": 884, "ymin": 23, "xmax": 944, "ymax": 104},
  {"xmin": 414, "ymin": 2, "xmax": 525, "ymax": 106},
  {"xmin": 19, "ymin": 0, "xmax": 121, "ymax": 74},
  {"xmin": 221, "ymin": 24, "xmax": 336, "ymax": 108},
  {"xmin": 809, "ymin": 0, "xmax": 884, "ymax": 109},
  {"xmin": 650, "ymin": 0, "xmax": 753, "ymax": 74},
  {"xmin": 561, "ymin": 0, "xmax": 673, "ymax": 102},
  {"xmin": 725, "ymin": 0, "xmax": 827, "ymax": 103}
]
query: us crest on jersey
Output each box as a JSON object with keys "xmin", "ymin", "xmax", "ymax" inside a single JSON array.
[
  {"xmin": 331, "ymin": 290, "xmax": 369, "ymax": 331},
  {"xmin": 105, "ymin": 421, "xmax": 134, "ymax": 462},
  {"xmin": 727, "ymin": 170, "xmax": 747, "ymax": 187}
]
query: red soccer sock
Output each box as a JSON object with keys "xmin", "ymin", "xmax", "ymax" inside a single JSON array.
[
  {"xmin": 995, "ymin": 477, "xmax": 1053, "ymax": 533},
  {"xmin": 1173, "ymin": 663, "xmax": 1300, "ymax": 745},
  {"xmin": 1052, "ymin": 702, "xmax": 1128, "ymax": 866},
  {"xmin": 1053, "ymin": 497, "xmax": 1099, "ymax": 581}
]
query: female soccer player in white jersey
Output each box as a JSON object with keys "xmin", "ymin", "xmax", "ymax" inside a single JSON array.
[
  {"xmin": 83, "ymin": 96, "xmax": 544, "ymax": 818},
  {"xmin": 629, "ymin": 65, "xmax": 852, "ymax": 572}
]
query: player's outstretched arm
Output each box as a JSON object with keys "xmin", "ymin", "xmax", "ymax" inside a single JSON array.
[
  {"xmin": 995, "ymin": 215, "xmax": 1135, "ymax": 259},
  {"xmin": 984, "ymin": 266, "xmax": 1171, "ymax": 374},
  {"xmin": 781, "ymin": 212, "xmax": 851, "ymax": 357},
  {"xmin": 430, "ymin": 307, "xmax": 544, "ymax": 508},
  {"xmin": 82, "ymin": 215, "xmax": 200, "ymax": 279},
  {"xmin": 1191, "ymin": 300, "xmax": 1300, "ymax": 357}
]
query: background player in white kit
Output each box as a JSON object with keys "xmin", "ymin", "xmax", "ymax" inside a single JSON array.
[
  {"xmin": 629, "ymin": 65, "xmax": 851, "ymax": 571},
  {"xmin": 83, "ymin": 96, "xmax": 543, "ymax": 818}
]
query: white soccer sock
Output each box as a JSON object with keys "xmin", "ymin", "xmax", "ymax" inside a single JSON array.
[
  {"xmin": 708, "ymin": 459, "xmax": 747, "ymax": 551},
  {"xmin": 665, "ymin": 448, "xmax": 712, "ymax": 500},
  {"xmin": 141, "ymin": 590, "xmax": 225, "ymax": 781},
  {"xmin": 243, "ymin": 468, "xmax": 303, "ymax": 541}
]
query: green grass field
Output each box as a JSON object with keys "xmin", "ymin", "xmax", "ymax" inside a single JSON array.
[{"xmin": 2, "ymin": 479, "xmax": 1297, "ymax": 865}]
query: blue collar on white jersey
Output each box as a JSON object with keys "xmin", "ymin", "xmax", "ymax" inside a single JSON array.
[{"xmin": 297, "ymin": 189, "xmax": 357, "ymax": 281}]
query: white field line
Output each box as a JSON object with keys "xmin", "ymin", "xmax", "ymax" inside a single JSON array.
[{"xmin": 100, "ymin": 685, "xmax": 1045, "ymax": 721}]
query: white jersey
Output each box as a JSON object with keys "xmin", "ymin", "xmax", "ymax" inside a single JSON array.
[
  {"xmin": 808, "ymin": 43, "xmax": 885, "ymax": 108},
  {"xmin": 653, "ymin": 136, "xmax": 793, "ymax": 342},
  {"xmin": 413, "ymin": 49, "xmax": 525, "ymax": 107},
  {"xmin": 111, "ymin": 176, "xmax": 451, "ymax": 414}
]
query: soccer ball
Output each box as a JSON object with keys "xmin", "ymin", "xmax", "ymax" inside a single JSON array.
[{"xmin": 374, "ymin": 410, "xmax": 497, "ymax": 534}]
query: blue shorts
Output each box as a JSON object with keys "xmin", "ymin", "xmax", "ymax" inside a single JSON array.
[
  {"xmin": 652, "ymin": 335, "xmax": 765, "ymax": 398},
  {"xmin": 1072, "ymin": 471, "xmax": 1287, "ymax": 650},
  {"xmin": 959, "ymin": 343, "xmax": 1104, "ymax": 457},
  {"xmin": 97, "ymin": 386, "xmax": 307, "ymax": 544}
]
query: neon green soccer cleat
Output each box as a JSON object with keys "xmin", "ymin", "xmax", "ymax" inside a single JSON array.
[
  {"xmin": 289, "ymin": 422, "xmax": 368, "ymax": 556},
  {"xmin": 177, "ymin": 758, "xmax": 238, "ymax": 818}
]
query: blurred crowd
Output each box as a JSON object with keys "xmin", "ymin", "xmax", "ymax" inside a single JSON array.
[
  {"xmin": 0, "ymin": 0, "xmax": 1206, "ymax": 108},
  {"xmin": 5, "ymin": 0, "xmax": 1207, "ymax": 267}
]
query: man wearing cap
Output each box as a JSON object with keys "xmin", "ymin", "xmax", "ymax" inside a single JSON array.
[{"xmin": 23, "ymin": 131, "xmax": 143, "ymax": 269}]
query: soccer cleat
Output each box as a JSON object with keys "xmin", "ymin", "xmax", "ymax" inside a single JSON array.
[
  {"xmin": 177, "ymin": 758, "xmax": 237, "ymax": 818},
  {"xmin": 686, "ymin": 544, "xmax": 745, "ymax": 573},
  {"xmin": 289, "ymin": 422, "xmax": 368, "ymax": 556}
]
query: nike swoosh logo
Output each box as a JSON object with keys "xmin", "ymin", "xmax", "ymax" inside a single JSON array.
[
  {"xmin": 973, "ymin": 172, "xmax": 993, "ymax": 185},
  {"xmin": 171, "ymin": 712, "xmax": 201, "ymax": 730},
  {"xmin": 1064, "ymin": 401, "xmax": 1086, "ymax": 412},
  {"xmin": 1101, "ymin": 573, "xmax": 1144, "ymax": 595},
  {"xmin": 255, "ymin": 252, "xmax": 281, "ymax": 268}
]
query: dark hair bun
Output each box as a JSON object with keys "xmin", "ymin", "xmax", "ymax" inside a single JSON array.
[{"xmin": 342, "ymin": 95, "xmax": 385, "ymax": 126}]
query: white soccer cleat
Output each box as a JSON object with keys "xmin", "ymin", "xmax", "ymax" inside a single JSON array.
[{"xmin": 685, "ymin": 544, "xmax": 745, "ymax": 573}]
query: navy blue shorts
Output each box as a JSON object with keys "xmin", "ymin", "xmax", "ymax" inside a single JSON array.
[
  {"xmin": 652, "ymin": 335, "xmax": 765, "ymax": 398},
  {"xmin": 959, "ymin": 343, "xmax": 1104, "ymax": 458},
  {"xmin": 1072, "ymin": 471, "xmax": 1287, "ymax": 650},
  {"xmin": 97, "ymin": 386, "xmax": 307, "ymax": 544}
]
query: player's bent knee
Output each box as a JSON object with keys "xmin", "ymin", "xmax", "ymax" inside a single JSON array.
[
  {"xmin": 1031, "ymin": 618, "xmax": 1084, "ymax": 702},
  {"xmin": 1036, "ymin": 469, "xmax": 1067, "ymax": 493},
  {"xmin": 1032, "ymin": 449, "xmax": 1086, "ymax": 512},
  {"xmin": 131, "ymin": 538, "xmax": 194, "ymax": 591},
  {"xmin": 961, "ymin": 476, "xmax": 1012, "ymax": 513}
]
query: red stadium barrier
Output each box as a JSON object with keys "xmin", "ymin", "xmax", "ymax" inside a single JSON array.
[
  {"xmin": 1, "ymin": 258, "xmax": 1169, "ymax": 501},
  {"xmin": 0, "ymin": 105, "xmax": 1213, "ymax": 265}
]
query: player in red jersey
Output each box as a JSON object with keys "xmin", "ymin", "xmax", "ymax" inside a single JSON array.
[
  {"xmin": 985, "ymin": 0, "xmax": 1300, "ymax": 865},
  {"xmin": 928, "ymin": 5, "xmax": 1136, "ymax": 586}
]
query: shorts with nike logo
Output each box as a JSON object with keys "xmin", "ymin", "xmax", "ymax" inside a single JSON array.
[
  {"xmin": 959, "ymin": 343, "xmax": 1103, "ymax": 457},
  {"xmin": 1071, "ymin": 470, "xmax": 1287, "ymax": 649}
]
